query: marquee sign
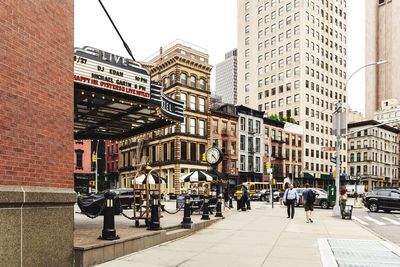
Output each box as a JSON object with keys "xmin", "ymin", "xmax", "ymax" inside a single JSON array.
[{"xmin": 74, "ymin": 46, "xmax": 151, "ymax": 99}]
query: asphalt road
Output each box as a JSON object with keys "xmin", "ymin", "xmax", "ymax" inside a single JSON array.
[{"xmin": 352, "ymin": 208, "xmax": 400, "ymax": 246}]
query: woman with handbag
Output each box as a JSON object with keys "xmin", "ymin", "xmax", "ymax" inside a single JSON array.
[{"xmin": 283, "ymin": 183, "xmax": 299, "ymax": 219}]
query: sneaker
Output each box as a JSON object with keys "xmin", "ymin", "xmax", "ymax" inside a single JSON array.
[{"xmin": 309, "ymin": 218, "xmax": 313, "ymax": 223}]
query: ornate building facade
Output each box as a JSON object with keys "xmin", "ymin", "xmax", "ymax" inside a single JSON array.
[{"xmin": 119, "ymin": 41, "xmax": 212, "ymax": 194}]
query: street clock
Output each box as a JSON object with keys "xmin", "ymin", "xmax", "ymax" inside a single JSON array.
[{"xmin": 206, "ymin": 147, "xmax": 222, "ymax": 165}]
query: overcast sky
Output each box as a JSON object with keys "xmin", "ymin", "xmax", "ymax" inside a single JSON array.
[{"xmin": 75, "ymin": 0, "xmax": 365, "ymax": 114}]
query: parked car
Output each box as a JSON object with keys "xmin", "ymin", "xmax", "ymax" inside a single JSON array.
[
  {"xmin": 78, "ymin": 188, "xmax": 142, "ymax": 215},
  {"xmin": 273, "ymin": 191, "xmax": 284, "ymax": 202},
  {"xmin": 251, "ymin": 189, "xmax": 270, "ymax": 202},
  {"xmin": 294, "ymin": 188, "xmax": 334, "ymax": 209},
  {"xmin": 363, "ymin": 188, "xmax": 400, "ymax": 212}
]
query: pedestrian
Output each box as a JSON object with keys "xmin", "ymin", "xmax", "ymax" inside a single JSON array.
[
  {"xmin": 203, "ymin": 184, "xmax": 210, "ymax": 196},
  {"xmin": 283, "ymin": 183, "xmax": 298, "ymax": 219},
  {"xmin": 339, "ymin": 186, "xmax": 347, "ymax": 218},
  {"xmin": 302, "ymin": 183, "xmax": 316, "ymax": 223},
  {"xmin": 223, "ymin": 188, "xmax": 229, "ymax": 210},
  {"xmin": 242, "ymin": 185, "xmax": 249, "ymax": 210}
]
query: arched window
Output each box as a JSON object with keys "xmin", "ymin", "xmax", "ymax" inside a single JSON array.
[
  {"xmin": 163, "ymin": 77, "xmax": 169, "ymax": 88},
  {"xmin": 170, "ymin": 73, "xmax": 176, "ymax": 84},
  {"xmin": 190, "ymin": 75, "xmax": 196, "ymax": 88},
  {"xmin": 181, "ymin": 73, "xmax": 187, "ymax": 85},
  {"xmin": 199, "ymin": 78, "xmax": 206, "ymax": 90}
]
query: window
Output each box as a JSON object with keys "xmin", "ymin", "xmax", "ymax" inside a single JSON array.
[
  {"xmin": 190, "ymin": 118, "xmax": 196, "ymax": 134},
  {"xmin": 240, "ymin": 117, "xmax": 245, "ymax": 131},
  {"xmin": 181, "ymin": 117, "xmax": 186, "ymax": 133},
  {"xmin": 240, "ymin": 135, "xmax": 246, "ymax": 150},
  {"xmin": 75, "ymin": 150, "xmax": 83, "ymax": 169},
  {"xmin": 190, "ymin": 75, "xmax": 196, "ymax": 87},
  {"xmin": 179, "ymin": 93, "xmax": 187, "ymax": 110},
  {"xmin": 190, "ymin": 95, "xmax": 196, "ymax": 110},
  {"xmin": 199, "ymin": 97, "xmax": 205, "ymax": 112},
  {"xmin": 199, "ymin": 78, "xmax": 206, "ymax": 90},
  {"xmin": 181, "ymin": 73, "xmax": 187, "ymax": 85},
  {"xmin": 199, "ymin": 120, "xmax": 205, "ymax": 136},
  {"xmin": 181, "ymin": 142, "xmax": 187, "ymax": 160},
  {"xmin": 240, "ymin": 155, "xmax": 246, "ymax": 171},
  {"xmin": 190, "ymin": 143, "xmax": 197, "ymax": 161}
]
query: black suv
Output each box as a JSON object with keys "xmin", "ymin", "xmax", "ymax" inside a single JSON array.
[{"xmin": 363, "ymin": 188, "xmax": 400, "ymax": 212}]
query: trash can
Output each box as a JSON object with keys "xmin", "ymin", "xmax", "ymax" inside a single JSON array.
[{"xmin": 342, "ymin": 205, "xmax": 353, "ymax": 220}]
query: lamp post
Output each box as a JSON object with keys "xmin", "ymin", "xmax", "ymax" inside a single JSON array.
[{"xmin": 332, "ymin": 60, "xmax": 387, "ymax": 216}]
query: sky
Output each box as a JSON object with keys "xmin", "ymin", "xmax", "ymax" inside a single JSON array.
[{"xmin": 75, "ymin": 0, "xmax": 366, "ymax": 114}]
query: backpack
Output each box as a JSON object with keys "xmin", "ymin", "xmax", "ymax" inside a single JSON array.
[{"xmin": 307, "ymin": 189, "xmax": 316, "ymax": 203}]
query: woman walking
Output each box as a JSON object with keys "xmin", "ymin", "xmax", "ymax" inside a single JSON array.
[
  {"xmin": 283, "ymin": 183, "xmax": 299, "ymax": 219},
  {"xmin": 339, "ymin": 186, "xmax": 347, "ymax": 218}
]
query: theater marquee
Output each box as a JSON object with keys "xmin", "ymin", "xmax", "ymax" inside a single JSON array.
[{"xmin": 74, "ymin": 46, "xmax": 151, "ymax": 99}]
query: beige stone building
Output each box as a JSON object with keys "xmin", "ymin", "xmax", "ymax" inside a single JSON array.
[
  {"xmin": 365, "ymin": 0, "xmax": 400, "ymax": 118},
  {"xmin": 119, "ymin": 41, "xmax": 212, "ymax": 194},
  {"xmin": 374, "ymin": 98, "xmax": 400, "ymax": 128},
  {"xmin": 237, "ymin": 0, "xmax": 348, "ymax": 179},
  {"xmin": 348, "ymin": 120, "xmax": 400, "ymax": 190}
]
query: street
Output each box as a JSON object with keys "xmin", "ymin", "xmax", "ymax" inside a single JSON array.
[{"xmin": 352, "ymin": 208, "xmax": 400, "ymax": 246}]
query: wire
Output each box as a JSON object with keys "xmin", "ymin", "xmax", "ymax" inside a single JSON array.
[{"xmin": 98, "ymin": 0, "xmax": 136, "ymax": 62}]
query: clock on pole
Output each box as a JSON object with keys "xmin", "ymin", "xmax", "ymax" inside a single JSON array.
[{"xmin": 206, "ymin": 147, "xmax": 222, "ymax": 166}]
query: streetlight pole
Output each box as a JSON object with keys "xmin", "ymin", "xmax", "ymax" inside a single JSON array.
[
  {"xmin": 95, "ymin": 140, "xmax": 100, "ymax": 194},
  {"xmin": 332, "ymin": 60, "xmax": 387, "ymax": 216}
]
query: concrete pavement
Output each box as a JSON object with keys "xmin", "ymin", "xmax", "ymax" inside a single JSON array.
[{"xmin": 96, "ymin": 202, "xmax": 391, "ymax": 267}]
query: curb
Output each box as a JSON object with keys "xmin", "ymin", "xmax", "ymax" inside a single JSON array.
[{"xmin": 73, "ymin": 217, "xmax": 224, "ymax": 267}]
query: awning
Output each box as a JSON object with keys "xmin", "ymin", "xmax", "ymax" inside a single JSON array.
[
  {"xmin": 74, "ymin": 46, "xmax": 184, "ymax": 140},
  {"xmin": 303, "ymin": 172, "xmax": 315, "ymax": 180}
]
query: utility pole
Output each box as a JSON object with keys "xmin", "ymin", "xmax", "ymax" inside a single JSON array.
[
  {"xmin": 333, "ymin": 100, "xmax": 342, "ymax": 216},
  {"xmin": 267, "ymin": 136, "xmax": 274, "ymax": 208}
]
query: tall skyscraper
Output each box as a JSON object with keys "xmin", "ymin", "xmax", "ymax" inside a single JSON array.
[
  {"xmin": 216, "ymin": 49, "xmax": 238, "ymax": 104},
  {"xmin": 365, "ymin": 0, "xmax": 400, "ymax": 118},
  {"xmin": 237, "ymin": 0, "xmax": 348, "ymax": 179}
]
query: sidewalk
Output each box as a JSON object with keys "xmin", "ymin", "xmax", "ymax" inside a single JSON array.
[{"xmin": 96, "ymin": 202, "xmax": 396, "ymax": 267}]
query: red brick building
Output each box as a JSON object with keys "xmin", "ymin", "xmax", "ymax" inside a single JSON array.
[
  {"xmin": 105, "ymin": 140, "xmax": 120, "ymax": 188},
  {"xmin": 0, "ymin": 1, "xmax": 75, "ymax": 266}
]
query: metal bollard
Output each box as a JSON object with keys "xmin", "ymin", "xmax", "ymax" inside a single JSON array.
[
  {"xmin": 181, "ymin": 195, "xmax": 192, "ymax": 228},
  {"xmin": 201, "ymin": 196, "xmax": 210, "ymax": 220},
  {"xmin": 99, "ymin": 191, "xmax": 120, "ymax": 240},
  {"xmin": 215, "ymin": 196, "xmax": 223, "ymax": 217},
  {"xmin": 229, "ymin": 197, "xmax": 233, "ymax": 209},
  {"xmin": 148, "ymin": 194, "xmax": 161, "ymax": 230}
]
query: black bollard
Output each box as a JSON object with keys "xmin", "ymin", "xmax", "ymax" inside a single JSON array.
[
  {"xmin": 215, "ymin": 195, "xmax": 223, "ymax": 217},
  {"xmin": 229, "ymin": 197, "xmax": 233, "ymax": 209},
  {"xmin": 148, "ymin": 194, "xmax": 161, "ymax": 230},
  {"xmin": 181, "ymin": 195, "xmax": 192, "ymax": 228},
  {"xmin": 99, "ymin": 191, "xmax": 120, "ymax": 240},
  {"xmin": 241, "ymin": 197, "xmax": 247, "ymax": 211},
  {"xmin": 201, "ymin": 196, "xmax": 210, "ymax": 220}
]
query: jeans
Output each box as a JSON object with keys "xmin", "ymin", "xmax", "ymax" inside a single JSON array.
[{"xmin": 286, "ymin": 199, "xmax": 295, "ymax": 218}]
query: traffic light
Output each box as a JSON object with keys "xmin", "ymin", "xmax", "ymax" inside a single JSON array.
[
  {"xmin": 92, "ymin": 153, "xmax": 97, "ymax": 162},
  {"xmin": 89, "ymin": 180, "xmax": 96, "ymax": 187},
  {"xmin": 202, "ymin": 152, "xmax": 206, "ymax": 161},
  {"xmin": 330, "ymin": 155, "xmax": 342, "ymax": 165}
]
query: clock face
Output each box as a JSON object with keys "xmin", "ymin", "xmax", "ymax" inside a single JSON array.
[{"xmin": 206, "ymin": 147, "xmax": 222, "ymax": 165}]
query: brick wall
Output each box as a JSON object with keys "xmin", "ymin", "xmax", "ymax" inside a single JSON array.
[{"xmin": 0, "ymin": 0, "xmax": 74, "ymax": 188}]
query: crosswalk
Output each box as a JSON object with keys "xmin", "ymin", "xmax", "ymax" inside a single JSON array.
[{"xmin": 352, "ymin": 215, "xmax": 400, "ymax": 226}]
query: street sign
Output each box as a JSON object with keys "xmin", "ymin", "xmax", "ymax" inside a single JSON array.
[{"xmin": 322, "ymin": 147, "xmax": 336, "ymax": 152}]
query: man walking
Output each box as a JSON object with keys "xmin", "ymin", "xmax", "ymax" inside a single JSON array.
[
  {"xmin": 283, "ymin": 183, "xmax": 298, "ymax": 219},
  {"xmin": 302, "ymin": 183, "xmax": 315, "ymax": 223}
]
